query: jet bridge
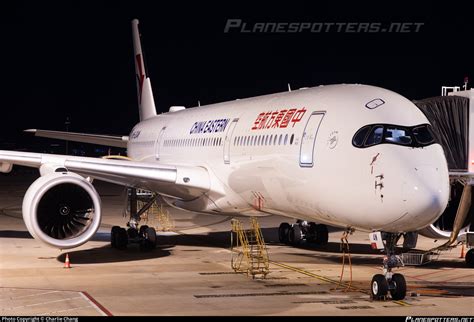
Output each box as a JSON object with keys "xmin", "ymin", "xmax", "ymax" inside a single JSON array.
[{"xmin": 412, "ymin": 89, "xmax": 474, "ymax": 267}]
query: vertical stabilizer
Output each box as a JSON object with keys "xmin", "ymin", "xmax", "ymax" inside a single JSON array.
[{"xmin": 132, "ymin": 19, "xmax": 157, "ymax": 121}]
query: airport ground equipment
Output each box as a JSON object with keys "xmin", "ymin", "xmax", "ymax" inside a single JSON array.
[{"xmin": 230, "ymin": 218, "xmax": 269, "ymax": 279}]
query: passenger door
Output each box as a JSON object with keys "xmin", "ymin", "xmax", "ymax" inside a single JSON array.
[
  {"xmin": 154, "ymin": 126, "xmax": 166, "ymax": 161},
  {"xmin": 299, "ymin": 112, "xmax": 325, "ymax": 167},
  {"xmin": 223, "ymin": 118, "xmax": 239, "ymax": 164}
]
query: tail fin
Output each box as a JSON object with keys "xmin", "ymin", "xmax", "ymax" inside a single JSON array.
[{"xmin": 132, "ymin": 19, "xmax": 157, "ymax": 121}]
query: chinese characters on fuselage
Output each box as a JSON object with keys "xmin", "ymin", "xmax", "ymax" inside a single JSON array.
[{"xmin": 252, "ymin": 107, "xmax": 307, "ymax": 130}]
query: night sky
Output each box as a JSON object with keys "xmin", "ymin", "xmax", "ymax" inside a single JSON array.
[{"xmin": 1, "ymin": 1, "xmax": 472, "ymax": 149}]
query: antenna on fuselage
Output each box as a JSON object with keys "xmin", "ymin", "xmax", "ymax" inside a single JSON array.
[
  {"xmin": 198, "ymin": 100, "xmax": 201, "ymax": 107},
  {"xmin": 288, "ymin": 83, "xmax": 292, "ymax": 92}
]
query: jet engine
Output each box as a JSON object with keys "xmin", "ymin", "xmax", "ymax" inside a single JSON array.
[
  {"xmin": 419, "ymin": 181, "xmax": 472, "ymax": 239},
  {"xmin": 22, "ymin": 171, "xmax": 101, "ymax": 249}
]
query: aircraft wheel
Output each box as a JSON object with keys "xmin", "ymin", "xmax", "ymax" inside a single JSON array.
[
  {"xmin": 389, "ymin": 273, "xmax": 406, "ymax": 300},
  {"xmin": 278, "ymin": 223, "xmax": 291, "ymax": 244},
  {"xmin": 127, "ymin": 227, "xmax": 139, "ymax": 239},
  {"xmin": 115, "ymin": 228, "xmax": 128, "ymax": 250},
  {"xmin": 466, "ymin": 248, "xmax": 474, "ymax": 268},
  {"xmin": 314, "ymin": 224, "xmax": 329, "ymax": 245},
  {"xmin": 371, "ymin": 274, "xmax": 388, "ymax": 300},
  {"xmin": 139, "ymin": 225, "xmax": 149, "ymax": 237},
  {"xmin": 140, "ymin": 227, "xmax": 157, "ymax": 251},
  {"xmin": 305, "ymin": 222, "xmax": 317, "ymax": 243},
  {"xmin": 288, "ymin": 225, "xmax": 303, "ymax": 246},
  {"xmin": 111, "ymin": 226, "xmax": 120, "ymax": 248}
]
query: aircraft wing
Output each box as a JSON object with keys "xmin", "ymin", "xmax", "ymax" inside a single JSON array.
[
  {"xmin": 24, "ymin": 129, "xmax": 129, "ymax": 148},
  {"xmin": 0, "ymin": 150, "xmax": 210, "ymax": 200}
]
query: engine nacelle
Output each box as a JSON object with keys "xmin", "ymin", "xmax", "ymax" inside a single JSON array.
[
  {"xmin": 22, "ymin": 172, "xmax": 101, "ymax": 249},
  {"xmin": 419, "ymin": 181, "xmax": 472, "ymax": 239}
]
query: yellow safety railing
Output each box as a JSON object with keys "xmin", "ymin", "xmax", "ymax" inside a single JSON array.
[
  {"xmin": 142, "ymin": 200, "xmax": 175, "ymax": 231},
  {"xmin": 231, "ymin": 218, "xmax": 269, "ymax": 279}
]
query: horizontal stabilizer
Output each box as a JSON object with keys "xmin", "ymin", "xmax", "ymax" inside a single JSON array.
[{"xmin": 25, "ymin": 129, "xmax": 128, "ymax": 148}]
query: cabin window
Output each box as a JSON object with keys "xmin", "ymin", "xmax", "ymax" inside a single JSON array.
[
  {"xmin": 290, "ymin": 134, "xmax": 294, "ymax": 145},
  {"xmin": 284, "ymin": 134, "xmax": 288, "ymax": 145}
]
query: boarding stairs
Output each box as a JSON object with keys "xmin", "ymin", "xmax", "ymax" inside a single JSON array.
[{"xmin": 231, "ymin": 218, "xmax": 270, "ymax": 278}]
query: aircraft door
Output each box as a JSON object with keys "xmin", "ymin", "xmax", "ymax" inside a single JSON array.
[
  {"xmin": 299, "ymin": 112, "xmax": 325, "ymax": 167},
  {"xmin": 154, "ymin": 126, "xmax": 166, "ymax": 160},
  {"xmin": 223, "ymin": 118, "xmax": 239, "ymax": 164}
]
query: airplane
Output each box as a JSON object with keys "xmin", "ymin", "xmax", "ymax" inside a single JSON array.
[{"xmin": 0, "ymin": 19, "xmax": 463, "ymax": 301}]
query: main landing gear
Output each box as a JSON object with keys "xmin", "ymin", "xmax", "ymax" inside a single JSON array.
[
  {"xmin": 111, "ymin": 224, "xmax": 157, "ymax": 251},
  {"xmin": 370, "ymin": 233, "xmax": 406, "ymax": 301},
  {"xmin": 110, "ymin": 188, "xmax": 158, "ymax": 251},
  {"xmin": 278, "ymin": 220, "xmax": 328, "ymax": 246}
]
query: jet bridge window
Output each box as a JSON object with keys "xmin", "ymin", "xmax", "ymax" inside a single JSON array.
[{"xmin": 352, "ymin": 124, "xmax": 435, "ymax": 148}]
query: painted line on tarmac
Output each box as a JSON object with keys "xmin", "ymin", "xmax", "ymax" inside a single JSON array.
[
  {"xmin": 3, "ymin": 296, "xmax": 83, "ymax": 311},
  {"xmin": 80, "ymin": 292, "xmax": 113, "ymax": 316}
]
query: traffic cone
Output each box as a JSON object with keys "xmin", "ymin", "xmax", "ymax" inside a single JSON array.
[
  {"xmin": 460, "ymin": 244, "xmax": 465, "ymax": 258},
  {"xmin": 64, "ymin": 253, "xmax": 71, "ymax": 269}
]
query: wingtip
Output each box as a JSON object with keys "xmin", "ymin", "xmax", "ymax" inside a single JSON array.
[{"xmin": 24, "ymin": 129, "xmax": 37, "ymax": 133}]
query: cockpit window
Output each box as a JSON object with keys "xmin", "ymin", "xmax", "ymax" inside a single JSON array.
[
  {"xmin": 352, "ymin": 123, "xmax": 436, "ymax": 148},
  {"xmin": 385, "ymin": 126, "xmax": 412, "ymax": 145},
  {"xmin": 365, "ymin": 126, "xmax": 384, "ymax": 146},
  {"xmin": 412, "ymin": 125, "xmax": 435, "ymax": 145},
  {"xmin": 352, "ymin": 125, "xmax": 371, "ymax": 147}
]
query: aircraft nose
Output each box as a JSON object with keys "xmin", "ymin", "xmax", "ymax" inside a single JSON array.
[{"xmin": 403, "ymin": 166, "xmax": 449, "ymax": 228}]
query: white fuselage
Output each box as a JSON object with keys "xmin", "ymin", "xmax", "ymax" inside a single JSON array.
[{"xmin": 127, "ymin": 84, "xmax": 450, "ymax": 233}]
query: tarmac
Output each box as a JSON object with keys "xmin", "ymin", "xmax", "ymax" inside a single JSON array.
[{"xmin": 0, "ymin": 172, "xmax": 473, "ymax": 316}]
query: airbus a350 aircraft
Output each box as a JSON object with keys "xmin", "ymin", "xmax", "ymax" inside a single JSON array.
[{"xmin": 0, "ymin": 19, "xmax": 453, "ymax": 301}]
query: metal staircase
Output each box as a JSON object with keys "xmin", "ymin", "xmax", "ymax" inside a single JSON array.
[{"xmin": 231, "ymin": 218, "xmax": 269, "ymax": 279}]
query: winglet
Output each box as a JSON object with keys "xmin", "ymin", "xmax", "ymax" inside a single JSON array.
[{"xmin": 132, "ymin": 19, "xmax": 157, "ymax": 121}]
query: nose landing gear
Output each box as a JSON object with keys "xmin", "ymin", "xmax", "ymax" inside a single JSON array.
[
  {"xmin": 370, "ymin": 232, "xmax": 406, "ymax": 300},
  {"xmin": 278, "ymin": 220, "xmax": 328, "ymax": 246}
]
